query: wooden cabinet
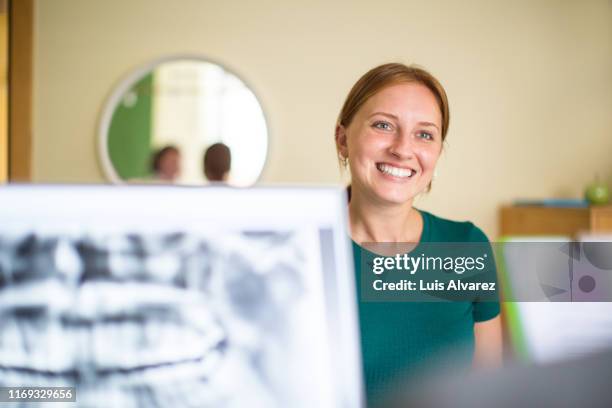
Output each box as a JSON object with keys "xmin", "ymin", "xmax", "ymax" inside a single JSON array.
[
  {"xmin": 499, "ymin": 206, "xmax": 612, "ymax": 237},
  {"xmin": 591, "ymin": 206, "xmax": 612, "ymax": 232}
]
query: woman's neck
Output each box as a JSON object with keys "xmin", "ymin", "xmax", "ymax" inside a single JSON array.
[{"xmin": 348, "ymin": 193, "xmax": 423, "ymax": 244}]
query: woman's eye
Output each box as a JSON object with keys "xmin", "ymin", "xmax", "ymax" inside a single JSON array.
[
  {"xmin": 417, "ymin": 131, "xmax": 434, "ymax": 141},
  {"xmin": 373, "ymin": 121, "xmax": 392, "ymax": 131}
]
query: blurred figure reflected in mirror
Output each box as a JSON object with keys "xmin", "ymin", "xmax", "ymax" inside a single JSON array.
[
  {"xmin": 204, "ymin": 143, "xmax": 231, "ymax": 183},
  {"xmin": 151, "ymin": 145, "xmax": 181, "ymax": 183}
]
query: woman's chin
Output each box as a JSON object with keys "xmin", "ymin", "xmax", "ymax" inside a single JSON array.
[{"xmin": 372, "ymin": 189, "xmax": 415, "ymax": 206}]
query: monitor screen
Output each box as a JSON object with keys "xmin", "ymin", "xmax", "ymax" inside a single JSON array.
[{"xmin": 498, "ymin": 236, "xmax": 612, "ymax": 363}]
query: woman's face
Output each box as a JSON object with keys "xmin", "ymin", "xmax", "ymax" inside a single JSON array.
[{"xmin": 337, "ymin": 82, "xmax": 443, "ymax": 205}]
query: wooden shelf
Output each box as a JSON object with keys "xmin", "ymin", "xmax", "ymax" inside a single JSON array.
[
  {"xmin": 591, "ymin": 206, "xmax": 612, "ymax": 232},
  {"xmin": 499, "ymin": 205, "xmax": 612, "ymax": 237}
]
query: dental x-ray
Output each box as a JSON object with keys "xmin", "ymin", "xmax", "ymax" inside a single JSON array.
[{"xmin": 0, "ymin": 185, "xmax": 362, "ymax": 408}]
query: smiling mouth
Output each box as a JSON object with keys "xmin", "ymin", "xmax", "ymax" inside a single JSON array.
[{"xmin": 376, "ymin": 163, "xmax": 415, "ymax": 179}]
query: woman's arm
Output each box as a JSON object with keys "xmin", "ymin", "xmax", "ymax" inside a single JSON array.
[{"xmin": 473, "ymin": 315, "xmax": 503, "ymax": 368}]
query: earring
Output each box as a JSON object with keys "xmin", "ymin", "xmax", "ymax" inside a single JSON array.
[
  {"xmin": 339, "ymin": 154, "xmax": 349, "ymax": 167},
  {"xmin": 433, "ymin": 169, "xmax": 438, "ymax": 180}
]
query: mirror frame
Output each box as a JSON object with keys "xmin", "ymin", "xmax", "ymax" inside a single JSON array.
[{"xmin": 97, "ymin": 54, "xmax": 271, "ymax": 185}]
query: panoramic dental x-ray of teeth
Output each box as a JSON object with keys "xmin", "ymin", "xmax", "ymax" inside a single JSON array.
[{"xmin": 0, "ymin": 230, "xmax": 310, "ymax": 407}]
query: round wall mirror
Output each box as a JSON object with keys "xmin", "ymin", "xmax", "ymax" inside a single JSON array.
[{"xmin": 98, "ymin": 56, "xmax": 269, "ymax": 186}]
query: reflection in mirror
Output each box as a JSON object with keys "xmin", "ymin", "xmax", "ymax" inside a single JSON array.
[{"xmin": 100, "ymin": 58, "xmax": 268, "ymax": 186}]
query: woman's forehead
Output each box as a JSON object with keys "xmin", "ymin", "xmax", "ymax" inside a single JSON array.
[{"xmin": 360, "ymin": 83, "xmax": 442, "ymax": 123}]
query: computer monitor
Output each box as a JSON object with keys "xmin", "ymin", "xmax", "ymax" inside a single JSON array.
[
  {"xmin": 498, "ymin": 236, "xmax": 612, "ymax": 363},
  {"xmin": 0, "ymin": 185, "xmax": 363, "ymax": 407}
]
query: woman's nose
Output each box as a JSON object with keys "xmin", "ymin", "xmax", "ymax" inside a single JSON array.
[{"xmin": 388, "ymin": 132, "xmax": 415, "ymax": 159}]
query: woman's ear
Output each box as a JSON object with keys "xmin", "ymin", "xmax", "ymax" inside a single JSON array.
[{"xmin": 335, "ymin": 124, "xmax": 348, "ymax": 160}]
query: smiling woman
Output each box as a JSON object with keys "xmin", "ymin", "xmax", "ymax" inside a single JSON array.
[
  {"xmin": 335, "ymin": 63, "xmax": 501, "ymax": 405},
  {"xmin": 337, "ymin": 82, "xmax": 443, "ymax": 206}
]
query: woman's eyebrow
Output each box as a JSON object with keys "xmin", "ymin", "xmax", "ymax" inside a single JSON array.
[
  {"xmin": 368, "ymin": 113, "xmax": 440, "ymax": 131},
  {"xmin": 418, "ymin": 121, "xmax": 440, "ymax": 130},
  {"xmin": 368, "ymin": 112, "xmax": 399, "ymax": 120}
]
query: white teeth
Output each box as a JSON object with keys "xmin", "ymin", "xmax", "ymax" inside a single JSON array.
[{"xmin": 377, "ymin": 163, "xmax": 414, "ymax": 178}]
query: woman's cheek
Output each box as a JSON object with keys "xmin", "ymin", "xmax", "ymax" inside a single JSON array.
[{"xmin": 417, "ymin": 150, "xmax": 436, "ymax": 171}]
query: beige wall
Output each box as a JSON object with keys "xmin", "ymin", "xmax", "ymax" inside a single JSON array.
[{"xmin": 33, "ymin": 0, "xmax": 612, "ymax": 238}]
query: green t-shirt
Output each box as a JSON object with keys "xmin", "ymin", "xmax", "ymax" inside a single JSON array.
[{"xmin": 352, "ymin": 209, "xmax": 500, "ymax": 405}]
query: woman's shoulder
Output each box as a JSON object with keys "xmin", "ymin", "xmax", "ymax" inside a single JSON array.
[{"xmin": 419, "ymin": 209, "xmax": 490, "ymax": 243}]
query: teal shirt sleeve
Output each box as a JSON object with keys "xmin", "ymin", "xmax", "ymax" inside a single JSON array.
[{"xmin": 467, "ymin": 223, "xmax": 501, "ymax": 322}]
